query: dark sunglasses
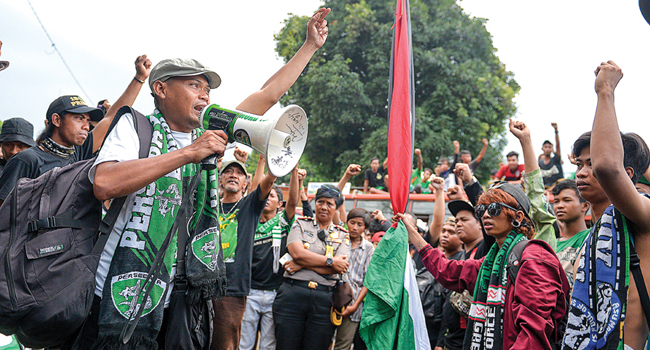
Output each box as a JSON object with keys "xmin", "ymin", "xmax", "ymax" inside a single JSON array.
[{"xmin": 475, "ymin": 202, "xmax": 519, "ymax": 218}]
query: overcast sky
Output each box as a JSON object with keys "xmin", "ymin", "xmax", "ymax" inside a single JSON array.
[{"xmin": 2, "ymin": 0, "xmax": 650, "ymax": 175}]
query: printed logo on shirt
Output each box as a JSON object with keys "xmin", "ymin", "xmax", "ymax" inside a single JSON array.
[{"xmin": 219, "ymin": 209, "xmax": 239, "ymax": 262}]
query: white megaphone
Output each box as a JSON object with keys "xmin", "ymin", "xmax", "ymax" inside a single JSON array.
[{"xmin": 199, "ymin": 104, "xmax": 308, "ymax": 177}]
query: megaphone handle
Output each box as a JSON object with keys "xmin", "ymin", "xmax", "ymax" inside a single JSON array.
[{"xmin": 201, "ymin": 155, "xmax": 218, "ymax": 171}]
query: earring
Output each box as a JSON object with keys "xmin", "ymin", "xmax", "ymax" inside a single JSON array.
[{"xmin": 512, "ymin": 219, "xmax": 521, "ymax": 228}]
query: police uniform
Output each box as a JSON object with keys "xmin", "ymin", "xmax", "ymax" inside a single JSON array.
[{"xmin": 273, "ymin": 217, "xmax": 351, "ymax": 350}]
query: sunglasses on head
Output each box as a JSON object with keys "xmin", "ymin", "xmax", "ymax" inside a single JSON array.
[
  {"xmin": 475, "ymin": 202, "xmax": 519, "ymax": 218},
  {"xmin": 319, "ymin": 185, "xmax": 340, "ymax": 197}
]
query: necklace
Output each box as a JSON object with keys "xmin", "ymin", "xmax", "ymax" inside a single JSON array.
[{"xmin": 219, "ymin": 194, "xmax": 244, "ymax": 218}]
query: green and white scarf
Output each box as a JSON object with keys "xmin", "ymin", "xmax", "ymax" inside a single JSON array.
[
  {"xmin": 256, "ymin": 211, "xmax": 292, "ymax": 273},
  {"xmin": 464, "ymin": 232, "xmax": 526, "ymax": 350},
  {"xmin": 93, "ymin": 110, "xmax": 227, "ymax": 349}
]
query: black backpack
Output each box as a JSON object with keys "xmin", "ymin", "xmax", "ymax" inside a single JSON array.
[
  {"xmin": 0, "ymin": 107, "xmax": 152, "ymax": 348},
  {"xmin": 507, "ymin": 239, "xmax": 569, "ymax": 350}
]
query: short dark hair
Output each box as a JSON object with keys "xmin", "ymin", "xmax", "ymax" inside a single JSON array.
[
  {"xmin": 572, "ymin": 131, "xmax": 650, "ymax": 184},
  {"xmin": 460, "ymin": 150, "xmax": 471, "ymax": 156},
  {"xmin": 552, "ymin": 179, "xmax": 585, "ymax": 203},
  {"xmin": 423, "ymin": 167, "xmax": 433, "ymax": 174},
  {"xmin": 543, "ymin": 140, "xmax": 552, "ymax": 146},
  {"xmin": 315, "ymin": 184, "xmax": 344, "ymax": 208},
  {"xmin": 439, "ymin": 157, "xmax": 449, "ymax": 164},
  {"xmin": 371, "ymin": 157, "xmax": 379, "ymax": 162},
  {"xmin": 347, "ymin": 208, "xmax": 370, "ymax": 228},
  {"xmin": 506, "ymin": 151, "xmax": 519, "ymax": 159},
  {"xmin": 271, "ymin": 184, "xmax": 284, "ymax": 203}
]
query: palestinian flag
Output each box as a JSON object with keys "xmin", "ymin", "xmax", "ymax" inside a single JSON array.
[
  {"xmin": 359, "ymin": 221, "xmax": 430, "ymax": 350},
  {"xmin": 359, "ymin": 0, "xmax": 429, "ymax": 348}
]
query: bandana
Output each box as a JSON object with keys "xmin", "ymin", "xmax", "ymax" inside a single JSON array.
[
  {"xmin": 561, "ymin": 203, "xmax": 631, "ymax": 350},
  {"xmin": 92, "ymin": 110, "xmax": 226, "ymax": 349},
  {"xmin": 464, "ymin": 232, "xmax": 526, "ymax": 350},
  {"xmin": 41, "ymin": 137, "xmax": 75, "ymax": 158}
]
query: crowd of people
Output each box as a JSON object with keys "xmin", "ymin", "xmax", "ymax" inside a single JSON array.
[{"xmin": 2, "ymin": 7, "xmax": 650, "ymax": 350}]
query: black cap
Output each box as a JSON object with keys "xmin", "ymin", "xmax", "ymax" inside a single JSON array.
[
  {"xmin": 448, "ymin": 200, "xmax": 474, "ymax": 218},
  {"xmin": 46, "ymin": 95, "xmax": 104, "ymax": 122},
  {"xmin": 0, "ymin": 117, "xmax": 36, "ymax": 147},
  {"xmin": 489, "ymin": 181, "xmax": 532, "ymax": 220}
]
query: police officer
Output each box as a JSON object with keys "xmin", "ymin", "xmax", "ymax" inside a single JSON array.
[{"xmin": 272, "ymin": 184, "xmax": 351, "ymax": 350}]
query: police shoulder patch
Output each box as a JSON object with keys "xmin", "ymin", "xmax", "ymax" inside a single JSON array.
[{"xmin": 335, "ymin": 225, "xmax": 348, "ymax": 233}]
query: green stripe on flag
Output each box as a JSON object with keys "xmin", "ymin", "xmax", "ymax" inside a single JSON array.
[{"xmin": 360, "ymin": 221, "xmax": 426, "ymax": 350}]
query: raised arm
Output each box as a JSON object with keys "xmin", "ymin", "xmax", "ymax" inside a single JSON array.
[
  {"xmin": 552, "ymin": 123, "xmax": 561, "ymax": 160},
  {"xmin": 509, "ymin": 119, "xmax": 539, "ymax": 174},
  {"xmin": 427, "ymin": 177, "xmax": 446, "ymax": 245},
  {"xmin": 92, "ymin": 55, "xmax": 152, "ymax": 152},
  {"xmin": 451, "ymin": 140, "xmax": 460, "ymax": 169},
  {"xmin": 236, "ymin": 8, "xmax": 330, "ymax": 115},
  {"xmin": 591, "ymin": 61, "xmax": 650, "ymax": 230},
  {"xmin": 258, "ymin": 171, "xmax": 277, "ymax": 202},
  {"xmin": 336, "ymin": 164, "xmax": 361, "ymax": 222},
  {"xmin": 510, "ymin": 119, "xmax": 557, "ymax": 249},
  {"xmin": 249, "ymin": 154, "xmax": 265, "ymax": 195},
  {"xmin": 414, "ymin": 149, "xmax": 423, "ymax": 171},
  {"xmin": 337, "ymin": 164, "xmax": 361, "ymax": 191},
  {"xmin": 475, "ymin": 138, "xmax": 489, "ymax": 163},
  {"xmin": 285, "ymin": 166, "xmax": 299, "ymax": 220}
]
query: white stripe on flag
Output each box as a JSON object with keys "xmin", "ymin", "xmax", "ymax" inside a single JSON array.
[{"xmin": 404, "ymin": 249, "xmax": 431, "ymax": 350}]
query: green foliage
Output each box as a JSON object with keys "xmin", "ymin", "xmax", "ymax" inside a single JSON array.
[{"xmin": 274, "ymin": 0, "xmax": 519, "ymax": 184}]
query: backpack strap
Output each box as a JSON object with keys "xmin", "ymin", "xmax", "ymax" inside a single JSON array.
[
  {"xmin": 506, "ymin": 239, "xmax": 529, "ymax": 283},
  {"xmin": 625, "ymin": 216, "xmax": 650, "ymax": 328},
  {"xmin": 91, "ymin": 106, "xmax": 153, "ymax": 256}
]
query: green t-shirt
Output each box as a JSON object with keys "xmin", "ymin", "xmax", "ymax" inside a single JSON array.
[
  {"xmin": 410, "ymin": 169, "xmax": 431, "ymax": 194},
  {"xmin": 555, "ymin": 228, "xmax": 590, "ymax": 287}
]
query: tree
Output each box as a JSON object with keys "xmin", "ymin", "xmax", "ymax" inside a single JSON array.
[{"xmin": 275, "ymin": 0, "xmax": 519, "ymax": 184}]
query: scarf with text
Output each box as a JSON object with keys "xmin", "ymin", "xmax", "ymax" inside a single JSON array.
[
  {"xmin": 561, "ymin": 203, "xmax": 630, "ymax": 350},
  {"xmin": 256, "ymin": 211, "xmax": 291, "ymax": 273},
  {"xmin": 464, "ymin": 232, "xmax": 526, "ymax": 350},
  {"xmin": 93, "ymin": 110, "xmax": 226, "ymax": 349}
]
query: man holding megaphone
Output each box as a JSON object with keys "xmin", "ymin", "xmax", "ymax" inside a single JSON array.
[{"xmin": 86, "ymin": 7, "xmax": 331, "ymax": 350}]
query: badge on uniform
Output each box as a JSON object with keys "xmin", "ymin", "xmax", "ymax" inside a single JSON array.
[
  {"xmin": 329, "ymin": 232, "xmax": 338, "ymax": 239},
  {"xmin": 304, "ymin": 242, "xmax": 311, "ymax": 249},
  {"xmin": 344, "ymin": 238, "xmax": 350, "ymax": 246},
  {"xmin": 326, "ymin": 245, "xmax": 334, "ymax": 258}
]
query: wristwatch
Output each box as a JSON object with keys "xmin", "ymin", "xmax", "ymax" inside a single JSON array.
[{"xmin": 326, "ymin": 257, "xmax": 333, "ymax": 267}]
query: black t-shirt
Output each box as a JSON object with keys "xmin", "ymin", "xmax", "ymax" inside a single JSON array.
[
  {"xmin": 364, "ymin": 166, "xmax": 386, "ymax": 189},
  {"xmin": 0, "ymin": 134, "xmax": 94, "ymax": 200},
  {"xmin": 219, "ymin": 185, "xmax": 268, "ymax": 296},
  {"xmin": 538, "ymin": 153, "xmax": 564, "ymax": 187},
  {"xmin": 250, "ymin": 211, "xmax": 294, "ymax": 291}
]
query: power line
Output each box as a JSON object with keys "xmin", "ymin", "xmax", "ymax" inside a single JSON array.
[{"xmin": 26, "ymin": 0, "xmax": 93, "ymax": 104}]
